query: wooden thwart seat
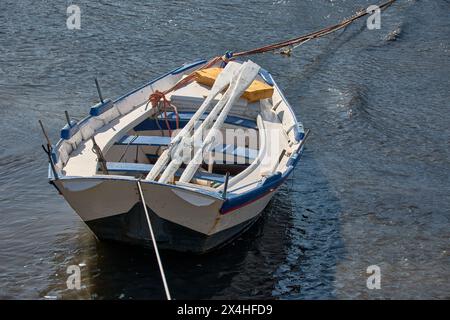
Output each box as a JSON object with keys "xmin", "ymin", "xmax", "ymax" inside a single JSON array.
[
  {"xmin": 106, "ymin": 162, "xmax": 228, "ymax": 184},
  {"xmin": 115, "ymin": 135, "xmax": 171, "ymax": 146},
  {"xmin": 115, "ymin": 135, "xmax": 258, "ymax": 160},
  {"xmin": 133, "ymin": 112, "xmax": 258, "ymax": 131}
]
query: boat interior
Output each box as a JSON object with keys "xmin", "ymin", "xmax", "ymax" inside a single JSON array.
[{"xmin": 54, "ymin": 60, "xmax": 304, "ymax": 195}]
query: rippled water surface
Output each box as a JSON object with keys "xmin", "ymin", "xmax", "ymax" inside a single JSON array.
[{"xmin": 0, "ymin": 0, "xmax": 449, "ymax": 299}]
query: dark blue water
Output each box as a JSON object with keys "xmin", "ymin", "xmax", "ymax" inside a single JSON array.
[{"xmin": 0, "ymin": 0, "xmax": 449, "ymax": 299}]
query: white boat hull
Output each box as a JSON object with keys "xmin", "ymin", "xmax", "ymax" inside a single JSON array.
[{"xmin": 54, "ymin": 177, "xmax": 277, "ymax": 253}]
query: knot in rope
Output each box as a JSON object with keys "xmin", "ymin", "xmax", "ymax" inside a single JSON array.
[
  {"xmin": 149, "ymin": 90, "xmax": 169, "ymax": 109},
  {"xmin": 220, "ymin": 51, "xmax": 234, "ymax": 67},
  {"xmin": 147, "ymin": 90, "xmax": 180, "ymax": 136}
]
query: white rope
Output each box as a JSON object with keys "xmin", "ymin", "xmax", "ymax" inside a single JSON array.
[{"xmin": 137, "ymin": 180, "xmax": 172, "ymax": 300}]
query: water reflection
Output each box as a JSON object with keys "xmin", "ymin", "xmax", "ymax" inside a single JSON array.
[{"xmin": 42, "ymin": 201, "xmax": 293, "ymax": 300}]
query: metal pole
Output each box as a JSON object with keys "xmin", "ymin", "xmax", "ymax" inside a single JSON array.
[
  {"xmin": 38, "ymin": 120, "xmax": 52, "ymax": 146},
  {"xmin": 38, "ymin": 120, "xmax": 59, "ymax": 180},
  {"xmin": 94, "ymin": 78, "xmax": 104, "ymax": 103},
  {"xmin": 222, "ymin": 172, "xmax": 230, "ymax": 199},
  {"xmin": 298, "ymin": 129, "xmax": 311, "ymax": 149},
  {"xmin": 42, "ymin": 145, "xmax": 59, "ymax": 180},
  {"xmin": 137, "ymin": 180, "xmax": 172, "ymax": 300},
  {"xmin": 64, "ymin": 111, "xmax": 71, "ymax": 127}
]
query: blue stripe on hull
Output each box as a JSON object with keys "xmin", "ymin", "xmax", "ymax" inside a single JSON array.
[{"xmin": 220, "ymin": 147, "xmax": 305, "ymax": 214}]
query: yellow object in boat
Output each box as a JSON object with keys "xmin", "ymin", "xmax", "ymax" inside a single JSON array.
[
  {"xmin": 195, "ymin": 67, "xmax": 274, "ymax": 103},
  {"xmin": 242, "ymin": 80, "xmax": 274, "ymax": 103},
  {"xmin": 195, "ymin": 68, "xmax": 223, "ymax": 87}
]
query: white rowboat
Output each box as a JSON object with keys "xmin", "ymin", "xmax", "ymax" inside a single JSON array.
[{"xmin": 46, "ymin": 58, "xmax": 308, "ymax": 253}]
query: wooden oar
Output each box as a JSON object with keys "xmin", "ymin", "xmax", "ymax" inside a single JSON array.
[
  {"xmin": 146, "ymin": 62, "xmax": 241, "ymax": 181},
  {"xmin": 157, "ymin": 63, "xmax": 247, "ymax": 183},
  {"xmin": 179, "ymin": 61, "xmax": 261, "ymax": 183}
]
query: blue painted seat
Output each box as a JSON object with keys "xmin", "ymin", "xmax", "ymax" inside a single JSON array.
[
  {"xmin": 115, "ymin": 135, "xmax": 171, "ymax": 146},
  {"xmin": 215, "ymin": 145, "xmax": 258, "ymax": 160},
  {"xmin": 174, "ymin": 112, "xmax": 257, "ymax": 129},
  {"xmin": 116, "ymin": 135, "xmax": 258, "ymax": 161},
  {"xmin": 134, "ymin": 112, "xmax": 257, "ymax": 131},
  {"xmin": 107, "ymin": 162, "xmax": 154, "ymax": 174},
  {"xmin": 106, "ymin": 162, "xmax": 228, "ymax": 184}
]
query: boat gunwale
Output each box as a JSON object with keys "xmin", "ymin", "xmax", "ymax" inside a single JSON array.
[
  {"xmin": 50, "ymin": 59, "xmax": 208, "ymax": 161},
  {"xmin": 220, "ymin": 144, "xmax": 305, "ymax": 214},
  {"xmin": 49, "ymin": 58, "xmax": 307, "ymax": 215},
  {"xmin": 55, "ymin": 175, "xmax": 226, "ymax": 201}
]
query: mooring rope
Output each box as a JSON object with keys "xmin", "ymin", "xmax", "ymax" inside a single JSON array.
[
  {"xmin": 132, "ymin": 0, "xmax": 396, "ymax": 298},
  {"xmin": 137, "ymin": 180, "xmax": 172, "ymax": 300},
  {"xmin": 233, "ymin": 0, "xmax": 396, "ymax": 57},
  {"xmin": 145, "ymin": 0, "xmax": 395, "ymax": 103}
]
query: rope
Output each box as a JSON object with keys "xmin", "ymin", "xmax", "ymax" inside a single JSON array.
[
  {"xmin": 145, "ymin": 56, "xmax": 223, "ymax": 119},
  {"xmin": 137, "ymin": 180, "xmax": 172, "ymax": 300},
  {"xmin": 143, "ymin": 0, "xmax": 396, "ymax": 120},
  {"xmin": 118, "ymin": 135, "xmax": 139, "ymax": 163},
  {"xmin": 147, "ymin": 91, "xmax": 175, "ymax": 136},
  {"xmin": 144, "ymin": 56, "xmax": 224, "ymax": 137},
  {"xmin": 233, "ymin": 0, "xmax": 396, "ymax": 57},
  {"xmin": 91, "ymin": 136, "xmax": 109, "ymax": 175}
]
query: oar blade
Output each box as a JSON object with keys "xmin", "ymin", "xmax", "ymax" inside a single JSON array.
[
  {"xmin": 209, "ymin": 62, "xmax": 241, "ymax": 95},
  {"xmin": 227, "ymin": 61, "xmax": 261, "ymax": 101},
  {"xmin": 179, "ymin": 60, "xmax": 261, "ymax": 183}
]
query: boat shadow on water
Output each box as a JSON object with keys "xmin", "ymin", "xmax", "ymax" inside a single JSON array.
[
  {"xmin": 40, "ymin": 214, "xmax": 266, "ymax": 299},
  {"xmin": 91, "ymin": 226, "xmax": 269, "ymax": 300},
  {"xmin": 50, "ymin": 208, "xmax": 288, "ymax": 300}
]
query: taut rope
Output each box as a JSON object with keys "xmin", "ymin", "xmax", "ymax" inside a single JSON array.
[{"xmin": 145, "ymin": 0, "xmax": 396, "ymax": 103}]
